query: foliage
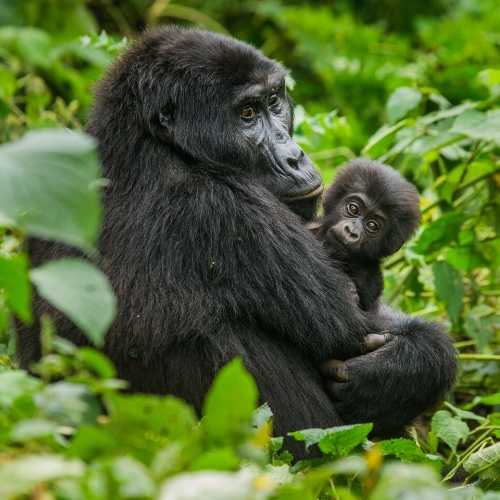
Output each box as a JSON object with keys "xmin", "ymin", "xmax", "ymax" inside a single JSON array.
[{"xmin": 0, "ymin": 0, "xmax": 498, "ymax": 498}]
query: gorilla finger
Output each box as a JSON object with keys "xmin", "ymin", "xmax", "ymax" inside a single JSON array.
[
  {"xmin": 363, "ymin": 332, "xmax": 393, "ymax": 353},
  {"xmin": 320, "ymin": 359, "xmax": 349, "ymax": 381}
]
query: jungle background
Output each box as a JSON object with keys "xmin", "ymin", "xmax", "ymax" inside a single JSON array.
[{"xmin": 0, "ymin": 0, "xmax": 499, "ymax": 498}]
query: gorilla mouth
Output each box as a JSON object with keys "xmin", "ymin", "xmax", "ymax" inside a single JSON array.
[{"xmin": 281, "ymin": 184, "xmax": 324, "ymax": 202}]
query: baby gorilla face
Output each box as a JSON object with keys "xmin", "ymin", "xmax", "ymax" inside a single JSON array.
[{"xmin": 325, "ymin": 192, "xmax": 387, "ymax": 257}]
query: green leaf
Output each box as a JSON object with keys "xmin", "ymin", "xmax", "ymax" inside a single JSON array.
[
  {"xmin": 464, "ymin": 443, "xmax": 500, "ymax": 476},
  {"xmin": 202, "ymin": 358, "xmax": 258, "ymax": 446},
  {"xmin": 432, "ymin": 261, "xmax": 464, "ymax": 324},
  {"xmin": 0, "ymin": 130, "xmax": 102, "ymax": 251},
  {"xmin": 370, "ymin": 463, "xmax": 445, "ymax": 500},
  {"xmin": 446, "ymin": 246, "xmax": 486, "ymax": 272},
  {"xmin": 379, "ymin": 438, "xmax": 430, "ymax": 463},
  {"xmin": 0, "ymin": 254, "xmax": 31, "ymax": 323},
  {"xmin": 318, "ymin": 423, "xmax": 372, "ymax": 456},
  {"xmin": 106, "ymin": 394, "xmax": 197, "ymax": 463},
  {"xmin": 431, "ymin": 410, "xmax": 469, "ymax": 452},
  {"xmin": 290, "ymin": 423, "xmax": 372, "ymax": 457},
  {"xmin": 0, "ymin": 455, "xmax": 84, "ymax": 498},
  {"xmin": 451, "ymin": 109, "xmax": 500, "ymax": 144},
  {"xmin": 68, "ymin": 426, "xmax": 119, "ymax": 461},
  {"xmin": 75, "ymin": 348, "xmax": 116, "ymax": 378},
  {"xmin": 0, "ymin": 370, "xmax": 41, "ymax": 408},
  {"xmin": 10, "ymin": 418, "xmax": 58, "ymax": 443},
  {"xmin": 464, "ymin": 313, "xmax": 496, "ymax": 352},
  {"xmin": 362, "ymin": 121, "xmax": 408, "ymax": 157},
  {"xmin": 30, "ymin": 258, "xmax": 116, "ymax": 346},
  {"xmin": 35, "ymin": 382, "xmax": 101, "ymax": 427},
  {"xmin": 190, "ymin": 447, "xmax": 240, "ymax": 471},
  {"xmin": 413, "ymin": 212, "xmax": 464, "ymax": 254},
  {"xmin": 386, "ymin": 87, "xmax": 422, "ymax": 124},
  {"xmin": 288, "ymin": 428, "xmax": 327, "ymax": 449},
  {"xmin": 444, "ymin": 402, "xmax": 485, "ymax": 423},
  {"xmin": 253, "ymin": 402, "xmax": 273, "ymax": 428},
  {"xmin": 479, "ymin": 393, "xmax": 500, "ymax": 406},
  {"xmin": 110, "ymin": 456, "xmax": 156, "ymax": 499},
  {"xmin": 159, "ymin": 468, "xmax": 272, "ymax": 499}
]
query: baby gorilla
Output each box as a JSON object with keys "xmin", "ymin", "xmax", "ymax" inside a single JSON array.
[{"xmin": 314, "ymin": 159, "xmax": 420, "ymax": 311}]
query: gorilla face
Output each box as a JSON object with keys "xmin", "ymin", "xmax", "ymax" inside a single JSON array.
[
  {"xmin": 227, "ymin": 70, "xmax": 322, "ymax": 202},
  {"xmin": 138, "ymin": 28, "xmax": 322, "ymax": 214}
]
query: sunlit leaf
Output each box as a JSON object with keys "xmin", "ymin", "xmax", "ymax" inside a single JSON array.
[{"xmin": 386, "ymin": 87, "xmax": 422, "ymax": 124}]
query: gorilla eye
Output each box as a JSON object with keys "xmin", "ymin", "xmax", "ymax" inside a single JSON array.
[
  {"xmin": 366, "ymin": 220, "xmax": 380, "ymax": 233},
  {"xmin": 240, "ymin": 105, "xmax": 256, "ymax": 121},
  {"xmin": 346, "ymin": 201, "xmax": 360, "ymax": 216},
  {"xmin": 269, "ymin": 93, "xmax": 280, "ymax": 108}
]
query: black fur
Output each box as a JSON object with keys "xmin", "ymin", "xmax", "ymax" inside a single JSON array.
[
  {"xmin": 17, "ymin": 27, "xmax": 456, "ymax": 456},
  {"xmin": 318, "ymin": 159, "xmax": 420, "ymax": 311}
]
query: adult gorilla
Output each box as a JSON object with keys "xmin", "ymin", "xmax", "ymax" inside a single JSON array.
[{"xmin": 18, "ymin": 27, "xmax": 456, "ymax": 444}]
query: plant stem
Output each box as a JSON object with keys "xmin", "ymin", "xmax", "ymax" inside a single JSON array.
[{"xmin": 458, "ymin": 354, "xmax": 500, "ymax": 361}]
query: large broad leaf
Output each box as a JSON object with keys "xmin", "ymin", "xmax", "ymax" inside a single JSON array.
[
  {"xmin": 202, "ymin": 358, "xmax": 258, "ymax": 447},
  {"xmin": 451, "ymin": 109, "xmax": 500, "ymax": 144},
  {"xmin": 386, "ymin": 87, "xmax": 422, "ymax": 124},
  {"xmin": 432, "ymin": 261, "xmax": 464, "ymax": 324},
  {"xmin": 431, "ymin": 410, "xmax": 469, "ymax": 452},
  {"xmin": 413, "ymin": 212, "xmax": 464, "ymax": 255},
  {"xmin": 0, "ymin": 129, "xmax": 102, "ymax": 251},
  {"xmin": 289, "ymin": 423, "xmax": 372, "ymax": 457},
  {"xmin": 30, "ymin": 258, "xmax": 116, "ymax": 346},
  {"xmin": 0, "ymin": 254, "xmax": 31, "ymax": 323}
]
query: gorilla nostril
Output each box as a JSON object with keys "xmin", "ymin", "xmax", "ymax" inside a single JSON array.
[
  {"xmin": 287, "ymin": 156, "xmax": 299, "ymax": 169},
  {"xmin": 344, "ymin": 224, "xmax": 359, "ymax": 241}
]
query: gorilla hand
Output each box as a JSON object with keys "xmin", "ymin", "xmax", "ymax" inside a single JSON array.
[{"xmin": 321, "ymin": 316, "xmax": 456, "ymax": 436}]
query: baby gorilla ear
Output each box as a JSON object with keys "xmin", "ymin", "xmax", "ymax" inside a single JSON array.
[{"xmin": 305, "ymin": 221, "xmax": 322, "ymax": 236}]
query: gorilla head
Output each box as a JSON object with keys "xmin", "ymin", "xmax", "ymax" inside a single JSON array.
[{"xmin": 95, "ymin": 27, "xmax": 322, "ymax": 219}]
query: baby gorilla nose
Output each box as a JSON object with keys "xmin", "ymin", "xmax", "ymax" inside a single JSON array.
[{"xmin": 344, "ymin": 222, "xmax": 360, "ymax": 242}]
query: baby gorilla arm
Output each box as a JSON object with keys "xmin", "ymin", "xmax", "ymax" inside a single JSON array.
[{"xmin": 322, "ymin": 308, "xmax": 457, "ymax": 435}]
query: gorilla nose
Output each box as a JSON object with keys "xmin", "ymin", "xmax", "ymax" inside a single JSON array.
[
  {"xmin": 287, "ymin": 148, "xmax": 304, "ymax": 170},
  {"xmin": 344, "ymin": 223, "xmax": 360, "ymax": 242}
]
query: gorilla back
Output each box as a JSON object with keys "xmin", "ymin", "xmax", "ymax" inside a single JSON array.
[{"xmin": 18, "ymin": 27, "xmax": 456, "ymax": 444}]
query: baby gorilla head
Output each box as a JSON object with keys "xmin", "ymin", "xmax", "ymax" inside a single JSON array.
[{"xmin": 321, "ymin": 159, "xmax": 420, "ymax": 261}]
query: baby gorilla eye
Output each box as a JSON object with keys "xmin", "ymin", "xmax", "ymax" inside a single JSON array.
[
  {"xmin": 240, "ymin": 105, "xmax": 256, "ymax": 120},
  {"xmin": 346, "ymin": 201, "xmax": 360, "ymax": 216},
  {"xmin": 366, "ymin": 219, "xmax": 380, "ymax": 233}
]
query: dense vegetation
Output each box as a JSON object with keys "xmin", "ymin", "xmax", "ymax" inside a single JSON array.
[{"xmin": 0, "ymin": 1, "xmax": 498, "ymax": 498}]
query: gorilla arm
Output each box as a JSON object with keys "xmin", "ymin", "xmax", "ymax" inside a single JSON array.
[{"xmin": 322, "ymin": 306, "xmax": 457, "ymax": 435}]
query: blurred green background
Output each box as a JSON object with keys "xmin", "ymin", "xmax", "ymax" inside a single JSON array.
[{"xmin": 0, "ymin": 1, "xmax": 499, "ymax": 495}]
